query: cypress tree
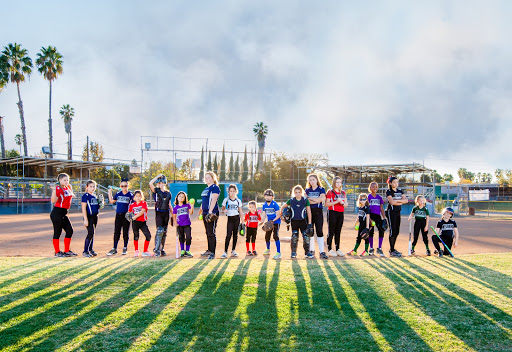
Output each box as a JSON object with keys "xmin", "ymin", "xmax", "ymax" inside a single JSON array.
[
  {"xmin": 228, "ymin": 151, "xmax": 234, "ymax": 180},
  {"xmin": 207, "ymin": 150, "xmax": 212, "ymax": 171},
  {"xmin": 242, "ymin": 146, "xmax": 248, "ymax": 182},
  {"xmin": 220, "ymin": 145, "xmax": 226, "ymax": 181},
  {"xmin": 199, "ymin": 146, "xmax": 204, "ymax": 180},
  {"xmin": 234, "ymin": 155, "xmax": 240, "ymax": 181}
]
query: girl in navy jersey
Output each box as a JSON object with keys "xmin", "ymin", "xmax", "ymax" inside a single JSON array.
[
  {"xmin": 107, "ymin": 178, "xmax": 133, "ymax": 255},
  {"xmin": 305, "ymin": 174, "xmax": 328, "ymax": 259},
  {"xmin": 50, "ymin": 173, "xmax": 76, "ymax": 257},
  {"xmin": 261, "ymin": 189, "xmax": 282, "ymax": 260},
  {"xmin": 386, "ymin": 176, "xmax": 408, "ymax": 257},
  {"xmin": 325, "ymin": 176, "xmax": 347, "ymax": 257},
  {"xmin": 199, "ymin": 171, "xmax": 221, "ymax": 259},
  {"xmin": 82, "ymin": 180, "xmax": 100, "ymax": 257},
  {"xmin": 173, "ymin": 191, "xmax": 194, "ymax": 258},
  {"xmin": 221, "ymin": 184, "xmax": 243, "ymax": 258}
]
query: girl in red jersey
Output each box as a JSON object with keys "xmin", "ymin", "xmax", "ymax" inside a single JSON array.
[
  {"xmin": 244, "ymin": 201, "xmax": 262, "ymax": 256},
  {"xmin": 128, "ymin": 190, "xmax": 152, "ymax": 257},
  {"xmin": 50, "ymin": 173, "xmax": 76, "ymax": 257},
  {"xmin": 325, "ymin": 176, "xmax": 347, "ymax": 257}
]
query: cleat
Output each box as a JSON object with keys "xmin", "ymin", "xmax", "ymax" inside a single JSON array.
[
  {"xmin": 291, "ymin": 252, "xmax": 297, "ymax": 258},
  {"xmin": 208, "ymin": 253, "xmax": 215, "ymax": 260},
  {"xmin": 360, "ymin": 250, "xmax": 370, "ymax": 257},
  {"xmin": 63, "ymin": 251, "xmax": 77, "ymax": 257},
  {"xmin": 122, "ymin": 247, "xmax": 127, "ymax": 255},
  {"xmin": 184, "ymin": 251, "xmax": 194, "ymax": 258},
  {"xmin": 369, "ymin": 248, "xmax": 375, "ymax": 256},
  {"xmin": 220, "ymin": 252, "xmax": 228, "ymax": 259},
  {"xmin": 160, "ymin": 250, "xmax": 167, "ymax": 256},
  {"xmin": 180, "ymin": 250, "xmax": 186, "ymax": 257},
  {"xmin": 231, "ymin": 250, "xmax": 238, "ymax": 257},
  {"xmin": 90, "ymin": 250, "xmax": 97, "ymax": 257},
  {"xmin": 106, "ymin": 248, "xmax": 117, "ymax": 256},
  {"xmin": 347, "ymin": 250, "xmax": 358, "ymax": 256},
  {"xmin": 246, "ymin": 251, "xmax": 253, "ymax": 256},
  {"xmin": 141, "ymin": 251, "xmax": 152, "ymax": 257},
  {"xmin": 336, "ymin": 249, "xmax": 345, "ymax": 257},
  {"xmin": 426, "ymin": 249, "xmax": 431, "ymax": 256},
  {"xmin": 55, "ymin": 251, "xmax": 66, "ymax": 258},
  {"xmin": 438, "ymin": 251, "xmax": 444, "ymax": 257},
  {"xmin": 411, "ymin": 249, "xmax": 416, "ymax": 255},
  {"xmin": 134, "ymin": 250, "xmax": 139, "ymax": 257},
  {"xmin": 306, "ymin": 251, "xmax": 314, "ymax": 259},
  {"xmin": 310, "ymin": 250, "xmax": 315, "ymax": 257},
  {"xmin": 320, "ymin": 252, "xmax": 328, "ymax": 259},
  {"xmin": 201, "ymin": 250, "xmax": 211, "ymax": 257},
  {"xmin": 263, "ymin": 248, "xmax": 271, "ymax": 255},
  {"xmin": 252, "ymin": 250, "xmax": 258, "ymax": 256},
  {"xmin": 273, "ymin": 252, "xmax": 282, "ymax": 260},
  {"xmin": 82, "ymin": 252, "xmax": 92, "ymax": 258},
  {"xmin": 390, "ymin": 250, "xmax": 402, "ymax": 258},
  {"xmin": 328, "ymin": 249, "xmax": 337, "ymax": 257},
  {"xmin": 154, "ymin": 250, "xmax": 161, "ymax": 257},
  {"xmin": 376, "ymin": 248, "xmax": 385, "ymax": 257}
]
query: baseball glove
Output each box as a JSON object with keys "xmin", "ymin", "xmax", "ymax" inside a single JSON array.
[
  {"xmin": 238, "ymin": 223, "xmax": 246, "ymax": 236},
  {"xmin": 360, "ymin": 228, "xmax": 369, "ymax": 240},
  {"xmin": 305, "ymin": 223, "xmax": 314, "ymax": 237},
  {"xmin": 205, "ymin": 213, "xmax": 219, "ymax": 223},
  {"xmin": 125, "ymin": 212, "xmax": 134, "ymax": 222},
  {"xmin": 262, "ymin": 220, "xmax": 274, "ymax": 232},
  {"xmin": 380, "ymin": 218, "xmax": 389, "ymax": 232}
]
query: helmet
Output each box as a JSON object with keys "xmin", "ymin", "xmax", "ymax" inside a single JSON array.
[
  {"xmin": 443, "ymin": 207, "xmax": 454, "ymax": 217},
  {"xmin": 262, "ymin": 220, "xmax": 274, "ymax": 232},
  {"xmin": 281, "ymin": 207, "xmax": 292, "ymax": 224},
  {"xmin": 156, "ymin": 175, "xmax": 168, "ymax": 185}
]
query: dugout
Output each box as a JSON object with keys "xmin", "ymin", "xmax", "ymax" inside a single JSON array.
[{"xmin": 0, "ymin": 156, "xmax": 129, "ymax": 215}]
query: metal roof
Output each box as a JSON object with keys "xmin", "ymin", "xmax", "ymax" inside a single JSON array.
[
  {"xmin": 313, "ymin": 162, "xmax": 432, "ymax": 177},
  {"xmin": 0, "ymin": 156, "xmax": 127, "ymax": 170}
]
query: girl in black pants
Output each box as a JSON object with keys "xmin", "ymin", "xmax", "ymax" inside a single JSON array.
[
  {"xmin": 386, "ymin": 176, "xmax": 408, "ymax": 257},
  {"xmin": 199, "ymin": 171, "xmax": 221, "ymax": 259},
  {"xmin": 325, "ymin": 176, "xmax": 347, "ymax": 257},
  {"xmin": 305, "ymin": 174, "xmax": 327, "ymax": 259},
  {"xmin": 221, "ymin": 184, "xmax": 243, "ymax": 258},
  {"xmin": 408, "ymin": 195, "xmax": 431, "ymax": 255}
]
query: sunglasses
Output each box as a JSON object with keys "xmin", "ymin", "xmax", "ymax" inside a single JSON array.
[
  {"xmin": 121, "ymin": 185, "xmax": 128, "ymax": 188},
  {"xmin": 360, "ymin": 198, "xmax": 367, "ymax": 202},
  {"xmin": 264, "ymin": 193, "xmax": 273, "ymax": 197}
]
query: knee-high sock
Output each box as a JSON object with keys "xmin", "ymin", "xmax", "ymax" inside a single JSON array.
[
  {"xmin": 369, "ymin": 237, "xmax": 374, "ymax": 249},
  {"xmin": 378, "ymin": 237, "xmax": 384, "ymax": 248},
  {"xmin": 144, "ymin": 240, "xmax": 150, "ymax": 252},
  {"xmin": 309, "ymin": 235, "xmax": 316, "ymax": 252},
  {"xmin": 53, "ymin": 239, "xmax": 60, "ymax": 253},
  {"xmin": 134, "ymin": 240, "xmax": 139, "ymax": 251},
  {"xmin": 317, "ymin": 236, "xmax": 325, "ymax": 253},
  {"xmin": 276, "ymin": 240, "xmax": 281, "ymax": 253},
  {"xmin": 64, "ymin": 238, "xmax": 71, "ymax": 252}
]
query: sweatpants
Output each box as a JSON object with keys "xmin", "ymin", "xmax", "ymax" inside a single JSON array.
[
  {"xmin": 203, "ymin": 213, "xmax": 218, "ymax": 255},
  {"xmin": 113, "ymin": 212, "xmax": 130, "ymax": 249},
  {"xmin": 327, "ymin": 210, "xmax": 344, "ymax": 251},
  {"xmin": 387, "ymin": 209, "xmax": 401, "ymax": 252},
  {"xmin": 225, "ymin": 215, "xmax": 240, "ymax": 252},
  {"xmin": 432, "ymin": 233, "xmax": 453, "ymax": 255},
  {"xmin": 413, "ymin": 218, "xmax": 429, "ymax": 248}
]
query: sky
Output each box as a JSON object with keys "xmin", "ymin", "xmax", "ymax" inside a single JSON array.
[{"xmin": 1, "ymin": 0, "xmax": 511, "ymax": 180}]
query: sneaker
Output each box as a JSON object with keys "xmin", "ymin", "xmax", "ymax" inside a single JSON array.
[
  {"xmin": 90, "ymin": 250, "xmax": 98, "ymax": 257},
  {"xmin": 246, "ymin": 251, "xmax": 253, "ymax": 256},
  {"xmin": 347, "ymin": 250, "xmax": 358, "ymax": 256},
  {"xmin": 438, "ymin": 251, "xmax": 444, "ymax": 257},
  {"xmin": 389, "ymin": 250, "xmax": 402, "ymax": 258},
  {"xmin": 376, "ymin": 248, "xmax": 385, "ymax": 257},
  {"xmin": 180, "ymin": 250, "xmax": 186, "ymax": 257},
  {"xmin": 231, "ymin": 250, "xmax": 238, "ymax": 257},
  {"xmin": 184, "ymin": 251, "xmax": 194, "ymax": 258},
  {"xmin": 306, "ymin": 251, "xmax": 314, "ymax": 259},
  {"xmin": 252, "ymin": 250, "xmax": 258, "ymax": 256},
  {"xmin": 221, "ymin": 252, "xmax": 228, "ymax": 259},
  {"xmin": 154, "ymin": 250, "xmax": 161, "ymax": 257},
  {"xmin": 201, "ymin": 250, "xmax": 211, "ymax": 257},
  {"xmin": 320, "ymin": 252, "xmax": 328, "ymax": 259},
  {"xmin": 263, "ymin": 248, "xmax": 271, "ymax": 255},
  {"xmin": 369, "ymin": 248, "xmax": 375, "ymax": 256},
  {"xmin": 336, "ymin": 249, "xmax": 345, "ymax": 257},
  {"xmin": 142, "ymin": 251, "xmax": 152, "ymax": 257},
  {"xmin": 134, "ymin": 250, "xmax": 140, "ymax": 257},
  {"xmin": 426, "ymin": 249, "xmax": 431, "ymax": 256},
  {"xmin": 310, "ymin": 250, "xmax": 315, "ymax": 257},
  {"xmin": 360, "ymin": 250, "xmax": 370, "ymax": 257},
  {"xmin": 411, "ymin": 249, "xmax": 416, "ymax": 255},
  {"xmin": 161, "ymin": 250, "xmax": 167, "ymax": 256},
  {"xmin": 63, "ymin": 251, "xmax": 77, "ymax": 257},
  {"xmin": 273, "ymin": 252, "xmax": 282, "ymax": 260},
  {"xmin": 55, "ymin": 251, "xmax": 66, "ymax": 257},
  {"xmin": 106, "ymin": 248, "xmax": 117, "ymax": 256},
  {"xmin": 434, "ymin": 249, "xmax": 439, "ymax": 255},
  {"xmin": 291, "ymin": 252, "xmax": 297, "ymax": 258},
  {"xmin": 122, "ymin": 247, "xmax": 128, "ymax": 255},
  {"xmin": 82, "ymin": 251, "xmax": 92, "ymax": 258},
  {"xmin": 328, "ymin": 249, "xmax": 337, "ymax": 257},
  {"xmin": 208, "ymin": 253, "xmax": 215, "ymax": 259}
]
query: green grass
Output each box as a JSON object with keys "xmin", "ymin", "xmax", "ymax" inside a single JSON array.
[{"xmin": 1, "ymin": 255, "xmax": 512, "ymax": 352}]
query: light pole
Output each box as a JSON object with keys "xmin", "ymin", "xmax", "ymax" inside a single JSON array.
[{"xmin": 42, "ymin": 146, "xmax": 51, "ymax": 198}]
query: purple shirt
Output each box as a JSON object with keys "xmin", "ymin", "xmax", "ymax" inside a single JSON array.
[
  {"xmin": 368, "ymin": 194, "xmax": 383, "ymax": 215},
  {"xmin": 173, "ymin": 203, "xmax": 192, "ymax": 226}
]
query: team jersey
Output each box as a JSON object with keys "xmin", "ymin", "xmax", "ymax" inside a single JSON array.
[
  {"xmin": 222, "ymin": 197, "xmax": 242, "ymax": 217},
  {"xmin": 411, "ymin": 206, "xmax": 430, "ymax": 219},
  {"xmin": 153, "ymin": 188, "xmax": 172, "ymax": 212},
  {"xmin": 113, "ymin": 190, "xmax": 133, "ymax": 214},
  {"xmin": 82, "ymin": 193, "xmax": 99, "ymax": 216},
  {"xmin": 358, "ymin": 205, "xmax": 370, "ymax": 226},
  {"xmin": 201, "ymin": 184, "xmax": 221, "ymax": 214},
  {"xmin": 326, "ymin": 189, "xmax": 345, "ymax": 212},
  {"xmin": 286, "ymin": 197, "xmax": 310, "ymax": 220},
  {"xmin": 129, "ymin": 201, "xmax": 148, "ymax": 222},
  {"xmin": 386, "ymin": 188, "xmax": 405, "ymax": 212},
  {"xmin": 368, "ymin": 194, "xmax": 384, "ymax": 215},
  {"xmin": 173, "ymin": 203, "xmax": 192, "ymax": 226},
  {"xmin": 305, "ymin": 186, "xmax": 326, "ymax": 209},
  {"xmin": 244, "ymin": 211, "xmax": 261, "ymax": 228},
  {"xmin": 262, "ymin": 200, "xmax": 281, "ymax": 224},
  {"xmin": 54, "ymin": 185, "xmax": 73, "ymax": 209},
  {"xmin": 436, "ymin": 219, "xmax": 457, "ymax": 238}
]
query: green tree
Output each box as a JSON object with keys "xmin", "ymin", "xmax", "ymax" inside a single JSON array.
[
  {"xmin": 59, "ymin": 104, "xmax": 75, "ymax": 160},
  {"xmin": 180, "ymin": 158, "xmax": 196, "ymax": 180},
  {"xmin": 213, "ymin": 154, "xmax": 218, "ymax": 175},
  {"xmin": 82, "ymin": 141, "xmax": 104, "ymax": 162},
  {"xmin": 36, "ymin": 46, "xmax": 63, "ymax": 158},
  {"xmin": 228, "ymin": 151, "xmax": 234, "ymax": 180},
  {"xmin": 253, "ymin": 122, "xmax": 268, "ymax": 171},
  {"xmin": 482, "ymin": 172, "xmax": 492, "ymax": 183},
  {"xmin": 442, "ymin": 174, "xmax": 454, "ymax": 182},
  {"xmin": 457, "ymin": 168, "xmax": 474, "ymax": 182},
  {"xmin": 207, "ymin": 150, "xmax": 212, "ymax": 171},
  {"xmin": 242, "ymin": 146, "xmax": 249, "ymax": 182},
  {"xmin": 1, "ymin": 43, "xmax": 33, "ymax": 156},
  {"xmin": 14, "ymin": 134, "xmax": 23, "ymax": 155},
  {"xmin": 199, "ymin": 147, "xmax": 204, "ymax": 181},
  {"xmin": 220, "ymin": 145, "xmax": 226, "ymax": 181},
  {"xmin": 234, "ymin": 155, "xmax": 240, "ymax": 182}
]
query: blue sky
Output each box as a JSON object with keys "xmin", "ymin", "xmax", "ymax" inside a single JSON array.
[{"xmin": 1, "ymin": 1, "xmax": 511, "ymax": 179}]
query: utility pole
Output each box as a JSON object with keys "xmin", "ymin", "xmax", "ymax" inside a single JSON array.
[{"xmin": 86, "ymin": 136, "xmax": 89, "ymax": 161}]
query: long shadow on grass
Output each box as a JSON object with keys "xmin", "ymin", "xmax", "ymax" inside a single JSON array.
[
  {"xmin": 147, "ymin": 260, "xmax": 249, "ymax": 351},
  {"xmin": 83, "ymin": 260, "xmax": 209, "ymax": 351},
  {"xmin": 0, "ymin": 259, "xmax": 175, "ymax": 351},
  {"xmin": 379, "ymin": 259, "xmax": 512, "ymax": 351},
  {"xmin": 0, "ymin": 259, "xmax": 66, "ymax": 291},
  {"xmin": 245, "ymin": 260, "xmax": 280, "ymax": 351},
  {"xmin": 0, "ymin": 259, "xmax": 111, "ymax": 318},
  {"xmin": 0, "ymin": 257, "xmax": 52, "ymax": 277},
  {"xmin": 333, "ymin": 260, "xmax": 434, "ymax": 352}
]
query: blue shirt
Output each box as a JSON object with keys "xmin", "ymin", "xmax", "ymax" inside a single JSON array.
[
  {"xmin": 262, "ymin": 201, "xmax": 281, "ymax": 224},
  {"xmin": 82, "ymin": 193, "xmax": 99, "ymax": 216},
  {"xmin": 201, "ymin": 184, "xmax": 221, "ymax": 214},
  {"xmin": 305, "ymin": 186, "xmax": 326, "ymax": 209},
  {"xmin": 113, "ymin": 191, "xmax": 133, "ymax": 214}
]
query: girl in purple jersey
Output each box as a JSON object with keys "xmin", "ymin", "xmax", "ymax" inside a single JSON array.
[
  {"xmin": 367, "ymin": 182, "xmax": 387, "ymax": 257},
  {"xmin": 173, "ymin": 191, "xmax": 194, "ymax": 258}
]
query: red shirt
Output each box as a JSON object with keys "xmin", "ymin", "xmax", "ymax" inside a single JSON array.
[
  {"xmin": 55, "ymin": 185, "xmax": 73, "ymax": 209},
  {"xmin": 326, "ymin": 189, "xmax": 345, "ymax": 212},
  {"xmin": 244, "ymin": 211, "xmax": 261, "ymax": 228},
  {"xmin": 129, "ymin": 201, "xmax": 148, "ymax": 222}
]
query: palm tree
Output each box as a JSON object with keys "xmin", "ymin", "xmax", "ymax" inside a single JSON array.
[
  {"xmin": 60, "ymin": 104, "xmax": 75, "ymax": 160},
  {"xmin": 0, "ymin": 57, "xmax": 8, "ymax": 161},
  {"xmin": 253, "ymin": 122, "xmax": 268, "ymax": 171},
  {"xmin": 15, "ymin": 134, "xmax": 23, "ymax": 155},
  {"xmin": 36, "ymin": 46, "xmax": 63, "ymax": 158},
  {"xmin": 1, "ymin": 43, "xmax": 33, "ymax": 156}
]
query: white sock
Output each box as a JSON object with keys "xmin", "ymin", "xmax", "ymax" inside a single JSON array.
[
  {"xmin": 310, "ymin": 235, "xmax": 316, "ymax": 251},
  {"xmin": 318, "ymin": 236, "xmax": 325, "ymax": 253}
]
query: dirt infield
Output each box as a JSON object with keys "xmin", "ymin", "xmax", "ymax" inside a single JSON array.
[{"xmin": 0, "ymin": 209, "xmax": 510, "ymax": 258}]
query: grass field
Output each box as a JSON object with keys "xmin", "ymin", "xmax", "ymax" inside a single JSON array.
[{"xmin": 1, "ymin": 255, "xmax": 512, "ymax": 352}]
